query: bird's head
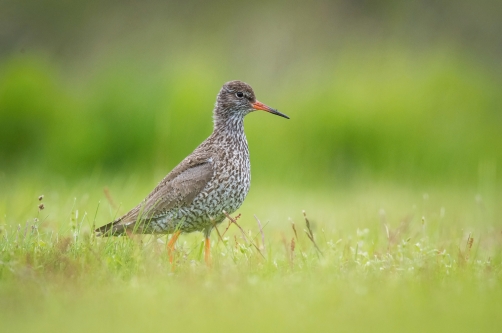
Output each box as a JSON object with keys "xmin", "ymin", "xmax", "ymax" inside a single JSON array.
[{"xmin": 214, "ymin": 80, "xmax": 289, "ymax": 121}]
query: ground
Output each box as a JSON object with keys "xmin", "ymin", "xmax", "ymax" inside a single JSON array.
[{"xmin": 1, "ymin": 176, "xmax": 501, "ymax": 332}]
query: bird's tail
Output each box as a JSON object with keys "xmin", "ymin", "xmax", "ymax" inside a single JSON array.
[{"xmin": 94, "ymin": 220, "xmax": 128, "ymax": 237}]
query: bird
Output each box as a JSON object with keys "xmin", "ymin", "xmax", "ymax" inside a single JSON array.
[{"xmin": 95, "ymin": 80, "xmax": 289, "ymax": 265}]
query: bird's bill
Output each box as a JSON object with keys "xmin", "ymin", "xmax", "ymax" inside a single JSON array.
[{"xmin": 252, "ymin": 100, "xmax": 290, "ymax": 119}]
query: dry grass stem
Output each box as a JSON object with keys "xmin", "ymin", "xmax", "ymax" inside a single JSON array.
[
  {"xmin": 221, "ymin": 213, "xmax": 241, "ymax": 237},
  {"xmin": 104, "ymin": 187, "xmax": 118, "ymax": 210},
  {"xmin": 281, "ymin": 233, "xmax": 293, "ymax": 269},
  {"xmin": 290, "ymin": 237, "xmax": 296, "ymax": 263},
  {"xmin": 303, "ymin": 210, "xmax": 323, "ymax": 255},
  {"xmin": 291, "ymin": 219, "xmax": 298, "ymax": 241},
  {"xmin": 212, "ymin": 219, "xmax": 225, "ymax": 244},
  {"xmin": 254, "ymin": 215, "xmax": 266, "ymax": 251},
  {"xmin": 223, "ymin": 210, "xmax": 265, "ymax": 259},
  {"xmin": 465, "ymin": 233, "xmax": 474, "ymax": 261}
]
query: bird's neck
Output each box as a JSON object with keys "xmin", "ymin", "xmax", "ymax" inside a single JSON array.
[
  {"xmin": 212, "ymin": 115, "xmax": 246, "ymax": 140},
  {"xmin": 206, "ymin": 115, "xmax": 250, "ymax": 163}
]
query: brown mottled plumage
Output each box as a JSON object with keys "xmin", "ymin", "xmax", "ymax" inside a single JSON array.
[{"xmin": 95, "ymin": 80, "xmax": 289, "ymax": 263}]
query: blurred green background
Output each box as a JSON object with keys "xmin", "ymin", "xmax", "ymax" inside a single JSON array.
[
  {"xmin": 1, "ymin": 3, "xmax": 502, "ymax": 332},
  {"xmin": 1, "ymin": 0, "xmax": 501, "ymax": 189}
]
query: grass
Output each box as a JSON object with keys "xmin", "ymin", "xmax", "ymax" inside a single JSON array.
[{"xmin": 1, "ymin": 174, "xmax": 501, "ymax": 332}]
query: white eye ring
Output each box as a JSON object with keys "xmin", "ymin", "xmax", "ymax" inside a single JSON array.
[{"xmin": 235, "ymin": 92, "xmax": 244, "ymax": 98}]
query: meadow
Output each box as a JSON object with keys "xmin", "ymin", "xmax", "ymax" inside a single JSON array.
[
  {"xmin": 2, "ymin": 1, "xmax": 502, "ymax": 332},
  {"xmin": 1, "ymin": 173, "xmax": 501, "ymax": 332}
]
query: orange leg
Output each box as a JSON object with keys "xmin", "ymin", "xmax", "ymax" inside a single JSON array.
[
  {"xmin": 204, "ymin": 236, "xmax": 211, "ymax": 266},
  {"xmin": 167, "ymin": 230, "xmax": 181, "ymax": 264}
]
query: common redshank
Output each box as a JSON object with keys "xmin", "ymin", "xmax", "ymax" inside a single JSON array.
[{"xmin": 95, "ymin": 80, "xmax": 289, "ymax": 264}]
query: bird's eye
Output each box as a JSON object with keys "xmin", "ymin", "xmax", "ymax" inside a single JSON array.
[{"xmin": 235, "ymin": 92, "xmax": 244, "ymax": 98}]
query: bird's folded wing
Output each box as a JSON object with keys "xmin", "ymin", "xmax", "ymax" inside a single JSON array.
[
  {"xmin": 96, "ymin": 153, "xmax": 214, "ymax": 234},
  {"xmin": 142, "ymin": 160, "xmax": 214, "ymax": 218}
]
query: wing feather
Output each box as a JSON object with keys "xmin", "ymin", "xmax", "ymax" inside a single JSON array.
[{"xmin": 96, "ymin": 152, "xmax": 214, "ymax": 235}]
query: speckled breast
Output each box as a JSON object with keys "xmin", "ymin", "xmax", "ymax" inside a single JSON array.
[{"xmin": 149, "ymin": 139, "xmax": 251, "ymax": 234}]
